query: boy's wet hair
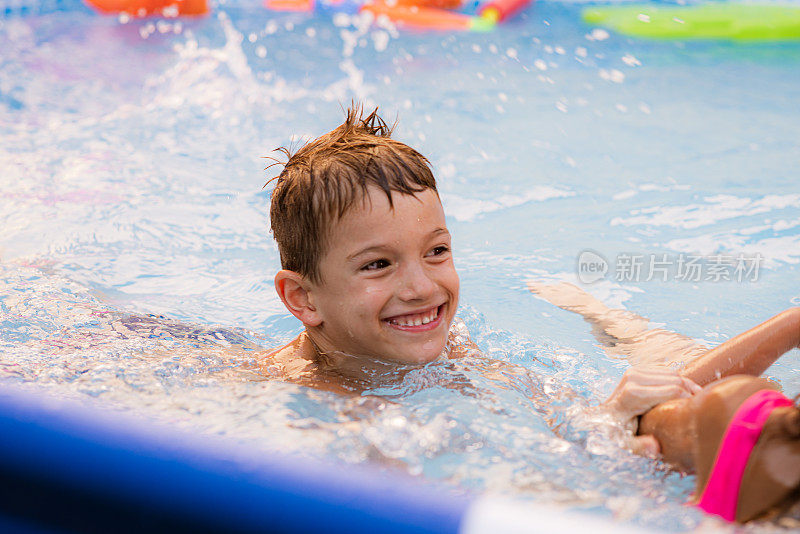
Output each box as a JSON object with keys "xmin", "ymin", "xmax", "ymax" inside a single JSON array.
[{"xmin": 267, "ymin": 105, "xmax": 438, "ymax": 282}]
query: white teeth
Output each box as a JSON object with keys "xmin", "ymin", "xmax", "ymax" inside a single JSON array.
[{"xmin": 388, "ymin": 306, "xmax": 439, "ymax": 327}]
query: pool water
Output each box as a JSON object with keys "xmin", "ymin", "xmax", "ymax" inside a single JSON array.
[{"xmin": 1, "ymin": 0, "xmax": 799, "ymax": 530}]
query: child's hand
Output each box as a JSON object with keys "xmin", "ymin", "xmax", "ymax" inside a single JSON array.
[{"xmin": 602, "ymin": 366, "xmax": 701, "ymax": 422}]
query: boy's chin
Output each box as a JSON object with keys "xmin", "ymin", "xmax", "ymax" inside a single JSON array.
[
  {"xmin": 386, "ymin": 322, "xmax": 453, "ymax": 366},
  {"xmin": 390, "ymin": 343, "xmax": 447, "ymax": 366}
]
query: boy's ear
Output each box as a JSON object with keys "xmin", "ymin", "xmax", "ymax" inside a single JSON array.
[{"xmin": 274, "ymin": 270, "xmax": 322, "ymax": 327}]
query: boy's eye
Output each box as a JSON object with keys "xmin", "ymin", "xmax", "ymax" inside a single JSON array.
[
  {"xmin": 427, "ymin": 245, "xmax": 450, "ymax": 257},
  {"xmin": 362, "ymin": 259, "xmax": 390, "ymax": 271}
]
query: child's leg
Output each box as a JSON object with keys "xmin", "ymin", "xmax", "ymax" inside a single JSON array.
[
  {"xmin": 528, "ymin": 281, "xmax": 708, "ymax": 368},
  {"xmin": 528, "ymin": 282, "xmax": 799, "ymax": 385}
]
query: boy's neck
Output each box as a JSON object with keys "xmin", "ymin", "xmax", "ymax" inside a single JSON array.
[
  {"xmin": 304, "ymin": 329, "xmax": 411, "ymax": 384},
  {"xmin": 266, "ymin": 331, "xmax": 412, "ymax": 392}
]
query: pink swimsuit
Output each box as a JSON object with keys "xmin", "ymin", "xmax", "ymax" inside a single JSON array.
[{"xmin": 696, "ymin": 389, "xmax": 793, "ymax": 521}]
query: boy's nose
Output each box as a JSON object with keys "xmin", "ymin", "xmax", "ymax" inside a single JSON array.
[{"xmin": 397, "ymin": 261, "xmax": 436, "ymax": 301}]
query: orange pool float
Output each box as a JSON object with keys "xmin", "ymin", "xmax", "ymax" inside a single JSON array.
[
  {"xmin": 263, "ymin": 0, "xmax": 531, "ymax": 31},
  {"xmin": 84, "ymin": 0, "xmax": 208, "ymax": 17},
  {"xmin": 360, "ymin": 2, "xmax": 473, "ymax": 31}
]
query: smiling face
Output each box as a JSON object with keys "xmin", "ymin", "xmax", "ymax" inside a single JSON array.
[{"xmin": 305, "ymin": 186, "xmax": 459, "ymax": 365}]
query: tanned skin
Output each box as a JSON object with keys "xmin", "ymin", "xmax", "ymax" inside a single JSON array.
[
  {"xmin": 639, "ymin": 307, "xmax": 799, "ymax": 460},
  {"xmin": 529, "ymin": 282, "xmax": 800, "ymax": 522}
]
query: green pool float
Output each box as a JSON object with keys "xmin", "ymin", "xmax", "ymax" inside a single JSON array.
[{"xmin": 582, "ymin": 3, "xmax": 800, "ymax": 41}]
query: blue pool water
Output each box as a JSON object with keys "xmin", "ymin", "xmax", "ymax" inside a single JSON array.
[{"xmin": 1, "ymin": 1, "xmax": 799, "ymax": 531}]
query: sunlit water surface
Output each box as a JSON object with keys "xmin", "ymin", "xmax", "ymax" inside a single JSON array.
[{"xmin": 1, "ymin": 1, "xmax": 799, "ymax": 531}]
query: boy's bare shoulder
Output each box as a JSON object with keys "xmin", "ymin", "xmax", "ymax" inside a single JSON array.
[
  {"xmin": 260, "ymin": 333, "xmax": 374, "ymax": 395},
  {"xmin": 262, "ymin": 332, "xmax": 317, "ymax": 375}
]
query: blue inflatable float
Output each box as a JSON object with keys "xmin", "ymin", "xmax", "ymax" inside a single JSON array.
[{"xmin": 0, "ymin": 382, "xmax": 643, "ymax": 534}]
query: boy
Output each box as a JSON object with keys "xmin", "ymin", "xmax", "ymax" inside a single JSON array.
[
  {"xmin": 263, "ymin": 106, "xmax": 460, "ymax": 392},
  {"xmin": 263, "ymin": 105, "xmax": 692, "ymax": 425}
]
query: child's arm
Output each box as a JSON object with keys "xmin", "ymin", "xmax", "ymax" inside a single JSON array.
[
  {"xmin": 679, "ymin": 307, "xmax": 800, "ymax": 386},
  {"xmin": 636, "ymin": 396, "xmax": 697, "ymax": 470}
]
